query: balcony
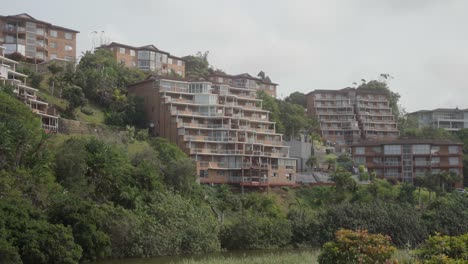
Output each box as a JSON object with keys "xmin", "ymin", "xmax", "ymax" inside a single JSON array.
[
  {"xmin": 180, "ymin": 122, "xmax": 230, "ymax": 129},
  {"xmin": 185, "ymin": 135, "xmax": 238, "ymax": 142},
  {"xmin": 3, "ymin": 25, "xmax": 26, "ymax": 33},
  {"xmin": 414, "ymin": 161, "xmax": 431, "ymax": 166},
  {"xmin": 191, "ymin": 148, "xmax": 244, "ymax": 155}
]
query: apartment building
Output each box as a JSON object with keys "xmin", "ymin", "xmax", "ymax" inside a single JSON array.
[
  {"xmin": 208, "ymin": 72, "xmax": 277, "ymax": 97},
  {"xmin": 306, "ymin": 87, "xmax": 399, "ymax": 148},
  {"xmin": 407, "ymin": 108, "xmax": 468, "ymax": 132},
  {"xmin": 100, "ymin": 42, "xmax": 185, "ymax": 77},
  {"xmin": 0, "ymin": 13, "xmax": 79, "ymax": 62},
  {"xmin": 0, "ymin": 45, "xmax": 58, "ymax": 132},
  {"xmin": 127, "ymin": 74, "xmax": 296, "ymax": 187},
  {"xmin": 351, "ymin": 139, "xmax": 463, "ymax": 186}
]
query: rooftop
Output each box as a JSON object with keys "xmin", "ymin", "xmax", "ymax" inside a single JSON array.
[{"xmin": 0, "ymin": 13, "xmax": 79, "ymax": 33}]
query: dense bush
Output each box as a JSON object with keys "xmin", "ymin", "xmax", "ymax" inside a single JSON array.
[
  {"xmin": 318, "ymin": 229, "xmax": 396, "ymax": 264},
  {"xmin": 415, "ymin": 233, "xmax": 468, "ymax": 263},
  {"xmin": 220, "ymin": 212, "xmax": 292, "ymax": 250},
  {"xmin": 317, "ymin": 201, "xmax": 428, "ymax": 247}
]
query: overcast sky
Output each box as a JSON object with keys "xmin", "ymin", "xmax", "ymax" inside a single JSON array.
[{"xmin": 6, "ymin": 0, "xmax": 468, "ymax": 112}]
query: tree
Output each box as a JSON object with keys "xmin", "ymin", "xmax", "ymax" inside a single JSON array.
[
  {"xmin": 0, "ymin": 92, "xmax": 42, "ymax": 170},
  {"xmin": 47, "ymin": 63, "xmax": 64, "ymax": 96},
  {"xmin": 284, "ymin": 91, "xmax": 307, "ymax": 108},
  {"xmin": 182, "ymin": 51, "xmax": 210, "ymax": 79},
  {"xmin": 62, "ymin": 85, "xmax": 86, "ymax": 116},
  {"xmin": 329, "ymin": 167, "xmax": 356, "ymax": 196},
  {"xmin": 318, "ymin": 229, "xmax": 396, "ymax": 264},
  {"xmin": 306, "ymin": 155, "xmax": 318, "ymax": 170}
]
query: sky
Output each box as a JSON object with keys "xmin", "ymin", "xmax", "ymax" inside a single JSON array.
[{"xmin": 5, "ymin": 0, "xmax": 468, "ymax": 112}]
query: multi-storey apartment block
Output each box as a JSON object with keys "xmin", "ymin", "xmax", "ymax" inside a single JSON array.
[
  {"xmin": 208, "ymin": 72, "xmax": 277, "ymax": 97},
  {"xmin": 0, "ymin": 13, "xmax": 79, "ymax": 62},
  {"xmin": 306, "ymin": 87, "xmax": 399, "ymax": 148},
  {"xmin": 407, "ymin": 108, "xmax": 468, "ymax": 132},
  {"xmin": 100, "ymin": 42, "xmax": 185, "ymax": 77},
  {"xmin": 351, "ymin": 139, "xmax": 463, "ymax": 186},
  {"xmin": 0, "ymin": 45, "xmax": 58, "ymax": 132},
  {"xmin": 127, "ymin": 74, "xmax": 296, "ymax": 187}
]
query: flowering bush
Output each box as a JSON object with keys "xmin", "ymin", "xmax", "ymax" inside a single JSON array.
[{"xmin": 318, "ymin": 229, "xmax": 396, "ymax": 264}]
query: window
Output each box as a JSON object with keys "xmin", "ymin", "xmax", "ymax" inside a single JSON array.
[
  {"xmin": 199, "ymin": 170, "xmax": 208, "ymax": 178},
  {"xmin": 449, "ymin": 157, "xmax": 459, "ymax": 165},
  {"xmin": 49, "ymin": 30, "xmax": 57, "ymax": 37},
  {"xmin": 355, "ymin": 147, "xmax": 365, "ymax": 155},
  {"xmin": 168, "ymin": 58, "xmax": 172, "ymax": 64},
  {"xmin": 431, "ymin": 157, "xmax": 440, "ymax": 165},
  {"xmin": 65, "ymin": 32, "xmax": 72, "ymax": 40},
  {"xmin": 50, "ymin": 54, "xmax": 57, "ymax": 59},
  {"xmin": 50, "ymin": 42, "xmax": 57, "ymax": 48},
  {"xmin": 431, "ymin": 146, "xmax": 440, "ymax": 154},
  {"xmin": 177, "ymin": 70, "xmax": 182, "ymax": 76},
  {"xmin": 285, "ymin": 173, "xmax": 292, "ymax": 181},
  {"xmin": 413, "ymin": 144, "xmax": 430, "ymax": 154},
  {"xmin": 119, "ymin": 47, "xmax": 125, "ymax": 54},
  {"xmin": 354, "ymin": 156, "xmax": 365, "ymax": 165},
  {"xmin": 217, "ymin": 171, "xmax": 224, "ymax": 176},
  {"xmin": 449, "ymin": 168, "xmax": 459, "ymax": 175},
  {"xmin": 372, "ymin": 146, "xmax": 381, "ymax": 153},
  {"xmin": 449, "ymin": 146, "xmax": 459, "ymax": 154},
  {"xmin": 272, "ymin": 172, "xmax": 278, "ymax": 177},
  {"xmin": 384, "ymin": 145, "xmax": 401, "ymax": 155},
  {"xmin": 130, "ymin": 50, "xmax": 135, "ymax": 56},
  {"xmin": 177, "ymin": 60, "xmax": 182, "ymax": 66},
  {"xmin": 65, "ymin": 45, "xmax": 73, "ymax": 51},
  {"xmin": 269, "ymin": 86, "xmax": 274, "ymax": 91}
]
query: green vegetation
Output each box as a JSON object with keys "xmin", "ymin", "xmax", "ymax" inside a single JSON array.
[
  {"xmin": 413, "ymin": 233, "xmax": 468, "ymax": 263},
  {"xmin": 257, "ymin": 91, "xmax": 318, "ymax": 137},
  {"xmin": 177, "ymin": 251, "xmax": 320, "ymax": 264},
  {"xmin": 318, "ymin": 229, "xmax": 396, "ymax": 264}
]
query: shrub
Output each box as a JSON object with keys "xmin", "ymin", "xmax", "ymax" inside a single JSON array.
[
  {"xmin": 318, "ymin": 229, "xmax": 396, "ymax": 264},
  {"xmin": 220, "ymin": 212, "xmax": 292, "ymax": 250},
  {"xmin": 415, "ymin": 233, "xmax": 468, "ymax": 263},
  {"xmin": 80, "ymin": 106, "xmax": 94, "ymax": 116}
]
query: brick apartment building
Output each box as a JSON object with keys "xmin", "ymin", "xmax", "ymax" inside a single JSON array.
[
  {"xmin": 0, "ymin": 13, "xmax": 79, "ymax": 62},
  {"xmin": 351, "ymin": 138, "xmax": 463, "ymax": 186},
  {"xmin": 306, "ymin": 87, "xmax": 399, "ymax": 148},
  {"xmin": 127, "ymin": 74, "xmax": 295, "ymax": 187},
  {"xmin": 407, "ymin": 108, "xmax": 468, "ymax": 132},
  {"xmin": 0, "ymin": 45, "xmax": 58, "ymax": 132},
  {"xmin": 100, "ymin": 42, "xmax": 185, "ymax": 77},
  {"xmin": 207, "ymin": 72, "xmax": 277, "ymax": 98}
]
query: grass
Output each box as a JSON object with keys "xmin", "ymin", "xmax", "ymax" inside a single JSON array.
[
  {"xmin": 175, "ymin": 251, "xmax": 320, "ymax": 264},
  {"xmin": 75, "ymin": 102, "xmax": 106, "ymax": 125}
]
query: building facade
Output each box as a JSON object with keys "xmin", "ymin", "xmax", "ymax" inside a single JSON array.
[
  {"xmin": 306, "ymin": 87, "xmax": 399, "ymax": 148},
  {"xmin": 0, "ymin": 13, "xmax": 78, "ymax": 62},
  {"xmin": 407, "ymin": 108, "xmax": 468, "ymax": 132},
  {"xmin": 285, "ymin": 134, "xmax": 313, "ymax": 172},
  {"xmin": 0, "ymin": 45, "xmax": 58, "ymax": 132},
  {"xmin": 127, "ymin": 74, "xmax": 296, "ymax": 187},
  {"xmin": 207, "ymin": 72, "xmax": 278, "ymax": 98},
  {"xmin": 351, "ymin": 139, "xmax": 463, "ymax": 185},
  {"xmin": 100, "ymin": 42, "xmax": 185, "ymax": 77}
]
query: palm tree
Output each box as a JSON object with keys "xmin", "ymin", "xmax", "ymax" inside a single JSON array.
[{"xmin": 306, "ymin": 155, "xmax": 318, "ymax": 171}]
